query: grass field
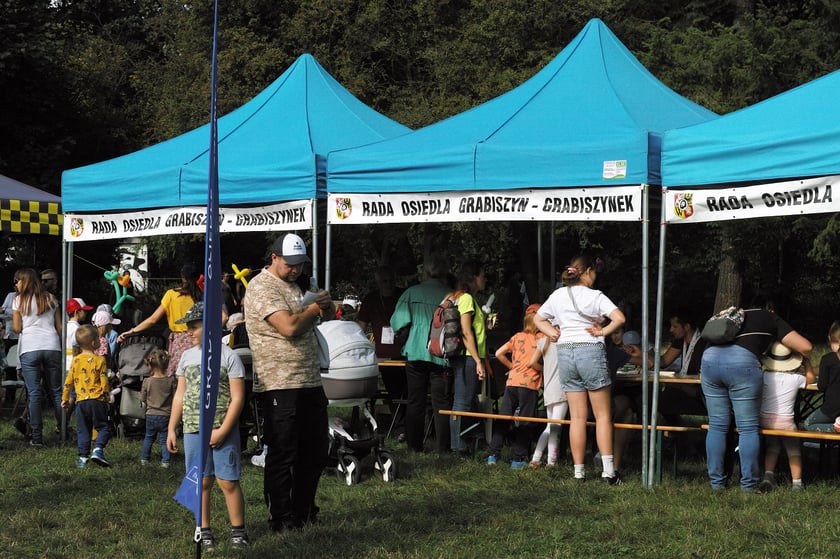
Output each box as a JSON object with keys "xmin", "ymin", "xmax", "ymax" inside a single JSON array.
[{"xmin": 1, "ymin": 415, "xmax": 839, "ymax": 559}]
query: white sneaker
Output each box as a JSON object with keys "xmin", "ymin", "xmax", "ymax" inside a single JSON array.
[{"xmin": 251, "ymin": 445, "xmax": 267, "ymax": 468}]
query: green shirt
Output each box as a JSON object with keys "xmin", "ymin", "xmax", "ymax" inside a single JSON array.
[{"xmin": 390, "ymin": 278, "xmax": 451, "ymax": 365}]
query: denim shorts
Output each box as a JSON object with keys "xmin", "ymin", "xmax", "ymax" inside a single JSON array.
[
  {"xmin": 557, "ymin": 343, "xmax": 610, "ymax": 392},
  {"xmin": 183, "ymin": 430, "xmax": 241, "ymax": 481}
]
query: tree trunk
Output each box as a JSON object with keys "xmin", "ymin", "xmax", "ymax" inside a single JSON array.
[{"xmin": 713, "ymin": 231, "xmax": 742, "ymax": 312}]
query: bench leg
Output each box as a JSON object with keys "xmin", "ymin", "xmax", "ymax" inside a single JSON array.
[
  {"xmin": 655, "ymin": 431, "xmax": 663, "ymax": 485},
  {"xmin": 672, "ymin": 434, "xmax": 678, "ymax": 479}
]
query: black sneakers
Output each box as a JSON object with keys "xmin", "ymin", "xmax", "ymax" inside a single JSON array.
[
  {"xmin": 231, "ymin": 528, "xmax": 250, "ymax": 549},
  {"xmin": 13, "ymin": 416, "xmax": 30, "ymax": 439},
  {"xmin": 758, "ymin": 472, "xmax": 777, "ymax": 493},
  {"xmin": 200, "ymin": 528, "xmax": 216, "ymax": 551},
  {"xmin": 603, "ymin": 471, "xmax": 623, "ymax": 486}
]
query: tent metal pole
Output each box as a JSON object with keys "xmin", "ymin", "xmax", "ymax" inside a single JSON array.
[
  {"xmin": 325, "ymin": 210, "xmax": 332, "ymax": 292},
  {"xmin": 311, "ymin": 199, "xmax": 322, "ymax": 288},
  {"xmin": 61, "ymin": 239, "xmax": 72, "ymax": 442},
  {"xmin": 647, "ymin": 187, "xmax": 668, "ymax": 488},
  {"xmin": 550, "ymin": 221, "xmax": 556, "ymax": 290},
  {"xmin": 640, "ymin": 185, "xmax": 649, "ymax": 487},
  {"xmin": 537, "ymin": 223, "xmax": 543, "ymax": 293},
  {"xmin": 64, "ymin": 240, "xmax": 72, "ymax": 342}
]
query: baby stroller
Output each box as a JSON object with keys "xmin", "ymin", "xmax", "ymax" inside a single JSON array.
[
  {"xmin": 113, "ymin": 332, "xmax": 168, "ymax": 438},
  {"xmin": 225, "ymin": 320, "xmax": 263, "ymax": 456},
  {"xmin": 316, "ymin": 320, "xmax": 396, "ymax": 486}
]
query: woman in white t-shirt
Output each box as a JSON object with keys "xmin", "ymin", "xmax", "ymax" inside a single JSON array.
[
  {"xmin": 12, "ymin": 268, "xmax": 63, "ymax": 447},
  {"xmin": 534, "ymin": 255, "xmax": 625, "ymax": 484}
]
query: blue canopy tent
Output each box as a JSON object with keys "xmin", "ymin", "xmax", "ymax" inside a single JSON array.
[
  {"xmin": 327, "ymin": 18, "xmax": 717, "ymax": 486},
  {"xmin": 657, "ymin": 67, "xmax": 840, "ymax": 336},
  {"xmin": 61, "ymin": 53, "xmax": 409, "ymax": 287},
  {"xmin": 653, "ymin": 69, "xmax": 840, "ymax": 485},
  {"xmin": 328, "ymin": 19, "xmax": 714, "ymax": 196},
  {"xmin": 662, "ymin": 68, "xmax": 840, "ymax": 197}
]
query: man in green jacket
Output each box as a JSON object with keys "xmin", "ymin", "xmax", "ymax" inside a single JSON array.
[{"xmin": 390, "ymin": 254, "xmax": 452, "ymax": 453}]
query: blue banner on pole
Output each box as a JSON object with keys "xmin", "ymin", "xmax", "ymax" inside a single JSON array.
[{"xmin": 174, "ymin": 0, "xmax": 222, "ymax": 531}]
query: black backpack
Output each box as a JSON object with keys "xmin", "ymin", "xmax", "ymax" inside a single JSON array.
[{"xmin": 700, "ymin": 307, "xmax": 745, "ymax": 344}]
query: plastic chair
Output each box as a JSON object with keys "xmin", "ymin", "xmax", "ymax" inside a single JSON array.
[{"xmin": 1, "ymin": 345, "xmax": 26, "ymax": 417}]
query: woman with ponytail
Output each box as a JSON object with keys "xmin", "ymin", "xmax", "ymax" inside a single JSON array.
[
  {"xmin": 533, "ymin": 255, "xmax": 625, "ymax": 484},
  {"xmin": 449, "ymin": 261, "xmax": 488, "ymax": 455}
]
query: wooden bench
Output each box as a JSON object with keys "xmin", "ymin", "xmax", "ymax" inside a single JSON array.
[
  {"xmin": 440, "ymin": 410, "xmax": 703, "ymax": 480},
  {"xmin": 701, "ymin": 424, "xmax": 840, "ymax": 476}
]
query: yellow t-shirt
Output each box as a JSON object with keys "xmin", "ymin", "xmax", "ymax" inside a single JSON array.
[
  {"xmin": 457, "ymin": 292, "xmax": 486, "ymax": 359},
  {"xmin": 161, "ymin": 289, "xmax": 195, "ymax": 332},
  {"xmin": 62, "ymin": 354, "xmax": 110, "ymax": 403}
]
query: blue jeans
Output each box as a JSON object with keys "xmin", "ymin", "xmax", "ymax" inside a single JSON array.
[
  {"xmin": 701, "ymin": 345, "xmax": 763, "ymax": 490},
  {"xmin": 142, "ymin": 414, "xmax": 172, "ymax": 463},
  {"xmin": 19, "ymin": 349, "xmax": 63, "ymax": 443},
  {"xmin": 75, "ymin": 399, "xmax": 111, "ymax": 457},
  {"xmin": 556, "ymin": 343, "xmax": 610, "ymax": 392},
  {"xmin": 804, "ymin": 408, "xmax": 836, "ymax": 432},
  {"xmin": 450, "ymin": 355, "xmax": 480, "ymax": 452}
]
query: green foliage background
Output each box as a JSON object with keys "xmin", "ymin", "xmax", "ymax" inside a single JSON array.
[{"xmin": 2, "ymin": 0, "xmax": 840, "ymax": 338}]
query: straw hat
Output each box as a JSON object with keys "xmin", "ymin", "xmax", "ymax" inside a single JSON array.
[{"xmin": 761, "ymin": 342, "xmax": 802, "ymax": 372}]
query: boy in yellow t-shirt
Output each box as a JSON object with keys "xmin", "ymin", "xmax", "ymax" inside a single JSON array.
[{"xmin": 61, "ymin": 324, "xmax": 112, "ymax": 468}]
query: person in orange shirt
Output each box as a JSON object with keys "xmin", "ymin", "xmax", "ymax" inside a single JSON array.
[{"xmin": 486, "ymin": 304, "xmax": 543, "ymax": 468}]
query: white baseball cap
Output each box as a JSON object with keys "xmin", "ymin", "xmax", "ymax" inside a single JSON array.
[
  {"xmin": 92, "ymin": 310, "xmax": 121, "ymax": 327},
  {"xmin": 271, "ymin": 233, "xmax": 311, "ymax": 266}
]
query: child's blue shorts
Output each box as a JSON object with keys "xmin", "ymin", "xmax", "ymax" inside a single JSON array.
[{"xmin": 183, "ymin": 429, "xmax": 241, "ymax": 481}]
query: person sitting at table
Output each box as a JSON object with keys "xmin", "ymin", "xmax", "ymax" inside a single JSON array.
[
  {"xmin": 758, "ymin": 342, "xmax": 814, "ymax": 492},
  {"xmin": 656, "ymin": 308, "xmax": 710, "ymax": 427},
  {"xmin": 804, "ymin": 320, "xmax": 840, "ymax": 433},
  {"xmin": 605, "ymin": 326, "xmax": 650, "ymax": 476},
  {"xmin": 660, "ymin": 308, "xmax": 707, "ymax": 375}
]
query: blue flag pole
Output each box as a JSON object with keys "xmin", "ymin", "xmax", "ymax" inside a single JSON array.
[{"xmin": 173, "ymin": 0, "xmax": 222, "ymax": 554}]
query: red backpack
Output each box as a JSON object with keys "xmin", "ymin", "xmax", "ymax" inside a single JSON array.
[{"xmin": 427, "ymin": 293, "xmax": 467, "ymax": 359}]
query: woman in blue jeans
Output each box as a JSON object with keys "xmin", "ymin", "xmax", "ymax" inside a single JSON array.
[
  {"xmin": 700, "ymin": 307, "xmax": 811, "ymax": 491},
  {"xmin": 449, "ymin": 261, "xmax": 487, "ymax": 454},
  {"xmin": 11, "ymin": 268, "xmax": 63, "ymax": 447}
]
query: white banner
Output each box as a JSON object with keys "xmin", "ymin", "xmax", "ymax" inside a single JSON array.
[
  {"xmin": 665, "ymin": 175, "xmax": 839, "ymax": 224},
  {"xmin": 327, "ymin": 186, "xmax": 643, "ymax": 225},
  {"xmin": 64, "ymin": 200, "xmax": 312, "ymax": 241}
]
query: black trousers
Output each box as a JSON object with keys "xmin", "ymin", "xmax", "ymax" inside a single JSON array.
[
  {"xmin": 261, "ymin": 387, "xmax": 328, "ymax": 527},
  {"xmin": 404, "ymin": 360, "xmax": 452, "ymax": 453}
]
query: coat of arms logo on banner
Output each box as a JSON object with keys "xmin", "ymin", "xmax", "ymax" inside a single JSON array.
[
  {"xmin": 69, "ymin": 217, "xmax": 85, "ymax": 237},
  {"xmin": 673, "ymin": 193, "xmax": 694, "ymax": 219},
  {"xmin": 335, "ymin": 197, "xmax": 352, "ymax": 220}
]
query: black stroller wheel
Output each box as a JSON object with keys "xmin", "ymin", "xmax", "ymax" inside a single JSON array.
[
  {"xmin": 374, "ymin": 450, "xmax": 397, "ymax": 483},
  {"xmin": 337, "ymin": 455, "xmax": 361, "ymax": 486}
]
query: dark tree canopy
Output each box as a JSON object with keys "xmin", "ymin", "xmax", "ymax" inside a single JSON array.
[{"xmin": 2, "ymin": 0, "xmax": 839, "ymax": 339}]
